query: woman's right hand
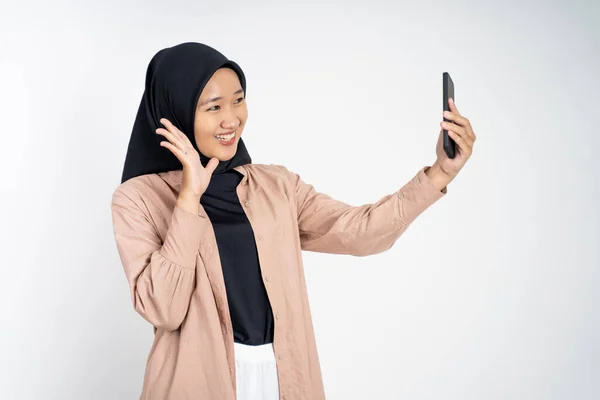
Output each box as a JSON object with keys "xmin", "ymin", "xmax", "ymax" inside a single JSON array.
[{"xmin": 156, "ymin": 118, "xmax": 219, "ymax": 199}]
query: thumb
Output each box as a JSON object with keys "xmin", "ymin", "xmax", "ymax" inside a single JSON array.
[{"xmin": 205, "ymin": 157, "xmax": 220, "ymax": 175}]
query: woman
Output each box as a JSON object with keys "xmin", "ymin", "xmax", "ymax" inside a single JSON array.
[{"xmin": 111, "ymin": 42, "xmax": 475, "ymax": 400}]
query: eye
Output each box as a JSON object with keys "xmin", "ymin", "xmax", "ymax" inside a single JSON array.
[
  {"xmin": 207, "ymin": 105, "xmax": 220, "ymax": 111},
  {"xmin": 235, "ymin": 97, "xmax": 245, "ymax": 104}
]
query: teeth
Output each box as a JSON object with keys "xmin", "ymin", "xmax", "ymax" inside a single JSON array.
[{"xmin": 215, "ymin": 133, "xmax": 235, "ymax": 141}]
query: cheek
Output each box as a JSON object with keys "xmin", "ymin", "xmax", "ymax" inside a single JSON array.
[
  {"xmin": 194, "ymin": 118, "xmax": 218, "ymax": 142},
  {"xmin": 238, "ymin": 106, "xmax": 249, "ymax": 124}
]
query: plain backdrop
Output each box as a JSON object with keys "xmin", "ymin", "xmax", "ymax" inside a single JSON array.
[{"xmin": 1, "ymin": 0, "xmax": 598, "ymax": 399}]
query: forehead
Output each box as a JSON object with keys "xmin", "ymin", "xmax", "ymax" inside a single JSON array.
[{"xmin": 202, "ymin": 68, "xmax": 242, "ymax": 93}]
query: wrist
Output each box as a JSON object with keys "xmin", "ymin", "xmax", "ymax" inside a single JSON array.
[
  {"xmin": 179, "ymin": 188, "xmax": 202, "ymax": 201},
  {"xmin": 425, "ymin": 163, "xmax": 452, "ymax": 192},
  {"xmin": 177, "ymin": 190, "xmax": 202, "ymax": 215}
]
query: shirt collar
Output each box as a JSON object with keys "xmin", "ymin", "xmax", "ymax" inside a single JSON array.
[{"xmin": 158, "ymin": 164, "xmax": 248, "ymax": 189}]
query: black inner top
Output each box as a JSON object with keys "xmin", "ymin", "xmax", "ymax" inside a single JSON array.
[{"xmin": 203, "ymin": 170, "xmax": 274, "ymax": 345}]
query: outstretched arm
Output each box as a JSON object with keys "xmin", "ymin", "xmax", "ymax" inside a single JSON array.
[{"xmin": 282, "ymin": 165, "xmax": 446, "ymax": 256}]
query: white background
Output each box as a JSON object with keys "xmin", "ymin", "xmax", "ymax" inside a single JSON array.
[{"xmin": 1, "ymin": 0, "xmax": 598, "ymax": 399}]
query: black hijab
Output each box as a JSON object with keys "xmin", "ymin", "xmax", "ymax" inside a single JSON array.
[{"xmin": 120, "ymin": 42, "xmax": 251, "ymax": 183}]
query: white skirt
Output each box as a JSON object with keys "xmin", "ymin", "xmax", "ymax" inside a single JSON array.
[{"xmin": 234, "ymin": 341, "xmax": 280, "ymax": 400}]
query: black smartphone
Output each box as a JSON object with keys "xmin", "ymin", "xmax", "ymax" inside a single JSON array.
[{"xmin": 443, "ymin": 72, "xmax": 456, "ymax": 158}]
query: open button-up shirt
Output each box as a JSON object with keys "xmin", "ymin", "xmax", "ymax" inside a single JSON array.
[{"xmin": 111, "ymin": 163, "xmax": 447, "ymax": 400}]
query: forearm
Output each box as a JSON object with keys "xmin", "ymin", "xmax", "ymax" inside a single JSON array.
[{"xmin": 112, "ymin": 190, "xmax": 208, "ymax": 331}]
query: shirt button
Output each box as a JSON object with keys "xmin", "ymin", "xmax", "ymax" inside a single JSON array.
[{"xmin": 244, "ymin": 200, "xmax": 250, "ymax": 207}]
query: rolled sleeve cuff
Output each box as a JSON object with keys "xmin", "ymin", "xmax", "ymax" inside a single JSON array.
[{"xmin": 395, "ymin": 166, "xmax": 447, "ymax": 214}]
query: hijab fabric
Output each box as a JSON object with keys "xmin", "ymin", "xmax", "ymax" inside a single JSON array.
[{"xmin": 120, "ymin": 42, "xmax": 251, "ymax": 183}]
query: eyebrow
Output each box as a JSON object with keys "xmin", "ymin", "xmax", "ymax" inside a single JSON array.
[{"xmin": 199, "ymin": 88, "xmax": 244, "ymax": 107}]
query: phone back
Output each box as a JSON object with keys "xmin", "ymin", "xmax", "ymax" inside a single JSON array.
[
  {"xmin": 443, "ymin": 72, "xmax": 454, "ymax": 111},
  {"xmin": 442, "ymin": 72, "xmax": 456, "ymax": 158}
]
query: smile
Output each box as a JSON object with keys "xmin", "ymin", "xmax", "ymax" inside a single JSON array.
[{"xmin": 215, "ymin": 132, "xmax": 235, "ymax": 141}]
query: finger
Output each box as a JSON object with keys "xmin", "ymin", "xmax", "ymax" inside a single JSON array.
[
  {"xmin": 441, "ymin": 121, "xmax": 470, "ymax": 142},
  {"xmin": 443, "ymin": 112, "xmax": 474, "ymax": 144},
  {"xmin": 156, "ymin": 128, "xmax": 187, "ymax": 150},
  {"xmin": 159, "ymin": 118, "xmax": 187, "ymax": 145},
  {"xmin": 445, "ymin": 100, "xmax": 475, "ymax": 142},
  {"xmin": 456, "ymin": 117, "xmax": 475, "ymax": 142},
  {"xmin": 159, "ymin": 140, "xmax": 188, "ymax": 162},
  {"xmin": 204, "ymin": 157, "xmax": 219, "ymax": 175},
  {"xmin": 443, "ymin": 110, "xmax": 470, "ymax": 128},
  {"xmin": 466, "ymin": 125, "xmax": 476, "ymax": 142},
  {"xmin": 160, "ymin": 118, "xmax": 193, "ymax": 147},
  {"xmin": 448, "ymin": 130, "xmax": 472, "ymax": 156},
  {"xmin": 448, "ymin": 124, "xmax": 475, "ymax": 147},
  {"xmin": 448, "ymin": 98, "xmax": 462, "ymax": 117},
  {"xmin": 465, "ymin": 127, "xmax": 476, "ymax": 144}
]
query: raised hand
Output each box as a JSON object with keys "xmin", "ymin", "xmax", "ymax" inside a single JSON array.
[
  {"xmin": 436, "ymin": 98, "xmax": 476, "ymax": 178},
  {"xmin": 156, "ymin": 118, "xmax": 219, "ymax": 199}
]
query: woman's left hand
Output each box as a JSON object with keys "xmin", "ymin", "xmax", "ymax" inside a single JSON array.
[{"xmin": 434, "ymin": 98, "xmax": 476, "ymax": 178}]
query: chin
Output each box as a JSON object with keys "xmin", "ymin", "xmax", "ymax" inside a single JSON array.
[{"xmin": 214, "ymin": 144, "xmax": 239, "ymax": 161}]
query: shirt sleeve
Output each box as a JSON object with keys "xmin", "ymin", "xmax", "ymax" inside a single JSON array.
[
  {"xmin": 111, "ymin": 188, "xmax": 210, "ymax": 331},
  {"xmin": 282, "ymin": 166, "xmax": 447, "ymax": 256}
]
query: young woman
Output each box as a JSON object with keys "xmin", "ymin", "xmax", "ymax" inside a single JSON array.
[{"xmin": 111, "ymin": 42, "xmax": 475, "ymax": 400}]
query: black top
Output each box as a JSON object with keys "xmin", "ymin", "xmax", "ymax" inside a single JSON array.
[{"xmin": 203, "ymin": 170, "xmax": 274, "ymax": 345}]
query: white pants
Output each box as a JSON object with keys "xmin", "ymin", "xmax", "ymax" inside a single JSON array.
[{"xmin": 234, "ymin": 341, "xmax": 280, "ymax": 400}]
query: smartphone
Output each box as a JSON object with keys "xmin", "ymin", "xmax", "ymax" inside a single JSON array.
[{"xmin": 443, "ymin": 72, "xmax": 456, "ymax": 158}]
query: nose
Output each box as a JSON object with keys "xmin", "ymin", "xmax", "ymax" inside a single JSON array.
[{"xmin": 221, "ymin": 110, "xmax": 240, "ymax": 130}]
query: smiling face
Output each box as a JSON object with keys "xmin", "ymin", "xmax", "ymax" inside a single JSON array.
[{"xmin": 193, "ymin": 67, "xmax": 248, "ymax": 161}]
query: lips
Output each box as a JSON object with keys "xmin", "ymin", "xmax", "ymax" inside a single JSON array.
[
  {"xmin": 214, "ymin": 131, "xmax": 236, "ymax": 143},
  {"xmin": 214, "ymin": 131, "xmax": 235, "ymax": 139}
]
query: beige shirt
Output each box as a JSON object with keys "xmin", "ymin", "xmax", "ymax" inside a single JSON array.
[{"xmin": 111, "ymin": 163, "xmax": 446, "ymax": 400}]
